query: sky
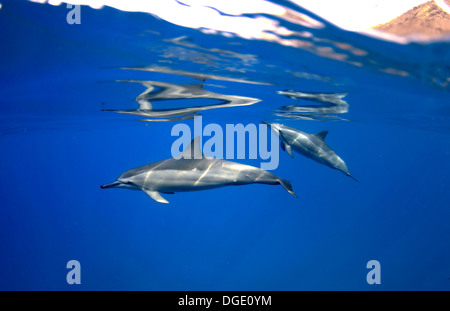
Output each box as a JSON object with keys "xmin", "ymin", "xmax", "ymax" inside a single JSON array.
[{"xmin": 28, "ymin": 0, "xmax": 430, "ymax": 31}]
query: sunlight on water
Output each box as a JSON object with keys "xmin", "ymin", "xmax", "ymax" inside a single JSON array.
[{"xmin": 26, "ymin": 0, "xmax": 450, "ymax": 91}]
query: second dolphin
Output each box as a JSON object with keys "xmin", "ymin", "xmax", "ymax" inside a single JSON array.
[{"xmin": 264, "ymin": 122, "xmax": 358, "ymax": 182}]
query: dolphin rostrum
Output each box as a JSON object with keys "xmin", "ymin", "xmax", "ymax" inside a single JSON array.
[
  {"xmin": 263, "ymin": 122, "xmax": 358, "ymax": 182},
  {"xmin": 100, "ymin": 137, "xmax": 297, "ymax": 203}
]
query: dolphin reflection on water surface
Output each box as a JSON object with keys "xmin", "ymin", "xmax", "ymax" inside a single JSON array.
[{"xmin": 102, "ymin": 80, "xmax": 261, "ymax": 122}]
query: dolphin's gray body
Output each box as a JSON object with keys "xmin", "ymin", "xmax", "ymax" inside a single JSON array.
[
  {"xmin": 264, "ymin": 122, "xmax": 357, "ymax": 181},
  {"xmin": 101, "ymin": 137, "xmax": 296, "ymax": 203}
]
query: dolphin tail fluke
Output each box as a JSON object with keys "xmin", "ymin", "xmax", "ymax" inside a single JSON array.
[
  {"xmin": 347, "ymin": 173, "xmax": 359, "ymax": 183},
  {"xmin": 279, "ymin": 179, "xmax": 297, "ymax": 197},
  {"xmin": 100, "ymin": 181, "xmax": 121, "ymax": 189}
]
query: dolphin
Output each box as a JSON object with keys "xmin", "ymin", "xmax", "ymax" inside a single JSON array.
[
  {"xmin": 263, "ymin": 122, "xmax": 358, "ymax": 182},
  {"xmin": 100, "ymin": 137, "xmax": 296, "ymax": 203}
]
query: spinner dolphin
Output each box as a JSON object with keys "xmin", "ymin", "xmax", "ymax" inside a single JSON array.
[
  {"xmin": 101, "ymin": 137, "xmax": 297, "ymax": 203},
  {"xmin": 264, "ymin": 122, "xmax": 358, "ymax": 182}
]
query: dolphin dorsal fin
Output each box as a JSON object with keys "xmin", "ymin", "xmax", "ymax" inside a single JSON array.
[
  {"xmin": 181, "ymin": 136, "xmax": 204, "ymax": 160},
  {"xmin": 314, "ymin": 130, "xmax": 328, "ymax": 141}
]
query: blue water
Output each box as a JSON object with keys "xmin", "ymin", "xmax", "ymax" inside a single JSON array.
[{"xmin": 1, "ymin": 0, "xmax": 450, "ymax": 290}]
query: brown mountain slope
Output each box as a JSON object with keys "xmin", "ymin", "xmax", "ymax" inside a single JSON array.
[{"xmin": 374, "ymin": 0, "xmax": 450, "ymax": 39}]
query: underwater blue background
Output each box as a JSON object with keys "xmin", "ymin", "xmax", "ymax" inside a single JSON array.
[{"xmin": 1, "ymin": 0, "xmax": 450, "ymax": 290}]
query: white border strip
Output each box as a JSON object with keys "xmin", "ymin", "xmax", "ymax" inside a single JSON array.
[{"xmin": 435, "ymin": 0, "xmax": 450, "ymax": 14}]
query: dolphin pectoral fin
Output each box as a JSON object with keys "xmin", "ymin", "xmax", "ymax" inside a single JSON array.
[
  {"xmin": 143, "ymin": 189, "xmax": 169, "ymax": 204},
  {"xmin": 279, "ymin": 131, "xmax": 294, "ymax": 158},
  {"xmin": 285, "ymin": 144, "xmax": 294, "ymax": 158}
]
